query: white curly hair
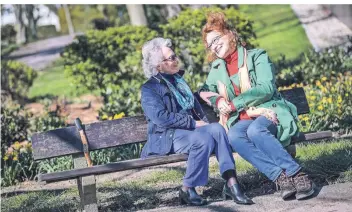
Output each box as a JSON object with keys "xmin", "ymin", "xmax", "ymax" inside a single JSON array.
[{"xmin": 142, "ymin": 37, "xmax": 173, "ymax": 78}]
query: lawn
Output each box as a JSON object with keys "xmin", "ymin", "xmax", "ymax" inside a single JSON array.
[
  {"xmin": 28, "ymin": 63, "xmax": 75, "ymax": 99},
  {"xmin": 2, "ymin": 139, "xmax": 351, "ymax": 212},
  {"xmin": 239, "ymin": 4, "xmax": 312, "ymax": 61},
  {"xmin": 27, "ymin": 60, "xmax": 97, "ymax": 99}
]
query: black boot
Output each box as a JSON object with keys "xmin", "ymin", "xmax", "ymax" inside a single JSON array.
[
  {"xmin": 222, "ymin": 184, "xmax": 254, "ymax": 205},
  {"xmin": 179, "ymin": 187, "xmax": 207, "ymax": 206}
]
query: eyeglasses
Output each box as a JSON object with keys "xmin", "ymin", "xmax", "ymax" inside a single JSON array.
[
  {"xmin": 207, "ymin": 35, "xmax": 222, "ymax": 49},
  {"xmin": 162, "ymin": 54, "xmax": 178, "ymax": 62}
]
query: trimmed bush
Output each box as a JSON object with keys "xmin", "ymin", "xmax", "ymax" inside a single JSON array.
[
  {"xmin": 276, "ymin": 39, "xmax": 352, "ymax": 87},
  {"xmin": 1, "ymin": 60, "xmax": 37, "ymax": 103},
  {"xmin": 62, "ymin": 26, "xmax": 158, "ymax": 116}
]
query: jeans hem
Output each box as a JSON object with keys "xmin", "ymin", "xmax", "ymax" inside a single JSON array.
[
  {"xmin": 271, "ymin": 169, "xmax": 283, "ymax": 182},
  {"xmin": 286, "ymin": 166, "xmax": 302, "ymax": 177},
  {"xmin": 183, "ymin": 181, "xmax": 207, "ymax": 188}
]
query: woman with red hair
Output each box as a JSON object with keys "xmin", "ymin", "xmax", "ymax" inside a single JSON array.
[{"xmin": 199, "ymin": 12, "xmax": 315, "ymax": 201}]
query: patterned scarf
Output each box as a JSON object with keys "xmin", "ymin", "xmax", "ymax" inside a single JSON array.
[{"xmin": 160, "ymin": 73, "xmax": 194, "ymax": 111}]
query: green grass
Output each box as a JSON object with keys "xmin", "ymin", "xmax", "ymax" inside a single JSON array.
[
  {"xmin": 27, "ymin": 60, "xmax": 99, "ymax": 99},
  {"xmin": 3, "ymin": 139, "xmax": 351, "ymax": 212},
  {"xmin": 239, "ymin": 4, "xmax": 312, "ymax": 61},
  {"xmin": 28, "ymin": 63, "xmax": 76, "ymax": 99}
]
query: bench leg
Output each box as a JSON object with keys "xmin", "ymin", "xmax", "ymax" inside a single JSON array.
[
  {"xmin": 73, "ymin": 153, "xmax": 98, "ymax": 212},
  {"xmin": 285, "ymin": 144, "xmax": 297, "ymax": 158},
  {"xmin": 77, "ymin": 175, "xmax": 98, "ymax": 212}
]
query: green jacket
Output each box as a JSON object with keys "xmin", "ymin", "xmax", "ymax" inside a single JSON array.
[{"xmin": 200, "ymin": 46, "xmax": 299, "ymax": 147}]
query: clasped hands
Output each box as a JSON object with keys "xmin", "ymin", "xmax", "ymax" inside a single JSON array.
[{"xmin": 217, "ymin": 98, "xmax": 279, "ymax": 125}]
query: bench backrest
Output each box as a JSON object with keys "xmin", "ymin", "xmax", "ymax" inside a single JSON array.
[{"xmin": 31, "ymin": 87, "xmax": 308, "ymax": 160}]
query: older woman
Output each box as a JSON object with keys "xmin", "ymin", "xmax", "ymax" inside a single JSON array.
[
  {"xmin": 199, "ymin": 12, "xmax": 315, "ymax": 200},
  {"xmin": 140, "ymin": 37, "xmax": 253, "ymax": 206}
]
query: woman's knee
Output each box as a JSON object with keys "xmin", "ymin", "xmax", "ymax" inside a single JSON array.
[
  {"xmin": 247, "ymin": 117, "xmax": 274, "ymax": 141},
  {"xmin": 206, "ymin": 123, "xmax": 226, "ymax": 135},
  {"xmin": 190, "ymin": 132, "xmax": 214, "ymax": 149},
  {"xmin": 228, "ymin": 136, "xmax": 247, "ymax": 153}
]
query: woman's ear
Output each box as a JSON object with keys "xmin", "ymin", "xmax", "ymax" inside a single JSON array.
[{"xmin": 156, "ymin": 64, "xmax": 162, "ymax": 72}]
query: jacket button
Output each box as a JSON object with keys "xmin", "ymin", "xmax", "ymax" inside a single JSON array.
[{"xmin": 272, "ymin": 103, "xmax": 277, "ymax": 108}]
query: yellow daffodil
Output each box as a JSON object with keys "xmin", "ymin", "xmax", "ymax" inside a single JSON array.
[
  {"xmin": 316, "ymin": 81, "xmax": 322, "ymax": 87},
  {"xmin": 337, "ymin": 96, "xmax": 342, "ymax": 103},
  {"xmin": 13, "ymin": 142, "xmax": 21, "ymax": 150},
  {"xmin": 113, "ymin": 112, "xmax": 126, "ymax": 120},
  {"xmin": 322, "ymin": 97, "xmax": 327, "ymax": 104},
  {"xmin": 318, "ymin": 105, "xmax": 324, "ymax": 111}
]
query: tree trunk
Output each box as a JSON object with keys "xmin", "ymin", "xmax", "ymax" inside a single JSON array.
[
  {"xmin": 63, "ymin": 4, "xmax": 75, "ymax": 36},
  {"xmin": 13, "ymin": 5, "xmax": 26, "ymax": 44},
  {"xmin": 25, "ymin": 5, "xmax": 38, "ymax": 41},
  {"xmin": 126, "ymin": 5, "xmax": 147, "ymax": 26},
  {"xmin": 164, "ymin": 5, "xmax": 182, "ymax": 19}
]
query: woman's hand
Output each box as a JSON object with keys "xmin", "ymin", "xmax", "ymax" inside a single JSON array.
[
  {"xmin": 217, "ymin": 98, "xmax": 232, "ymax": 116},
  {"xmin": 246, "ymin": 107, "xmax": 279, "ymax": 125}
]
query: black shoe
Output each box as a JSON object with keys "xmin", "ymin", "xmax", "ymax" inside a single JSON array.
[
  {"xmin": 179, "ymin": 187, "xmax": 207, "ymax": 206},
  {"xmin": 292, "ymin": 172, "xmax": 316, "ymax": 200},
  {"xmin": 275, "ymin": 172, "xmax": 297, "ymax": 200},
  {"xmin": 222, "ymin": 184, "xmax": 254, "ymax": 205}
]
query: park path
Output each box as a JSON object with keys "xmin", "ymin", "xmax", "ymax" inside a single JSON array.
[
  {"xmin": 291, "ymin": 4, "xmax": 352, "ymax": 51},
  {"xmin": 140, "ymin": 182, "xmax": 352, "ymax": 212},
  {"xmin": 7, "ymin": 34, "xmax": 76, "ymax": 70}
]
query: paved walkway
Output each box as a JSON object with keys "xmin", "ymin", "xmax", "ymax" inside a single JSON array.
[
  {"xmin": 140, "ymin": 182, "xmax": 352, "ymax": 212},
  {"xmin": 6, "ymin": 34, "xmax": 77, "ymax": 70},
  {"xmin": 291, "ymin": 4, "xmax": 352, "ymax": 51}
]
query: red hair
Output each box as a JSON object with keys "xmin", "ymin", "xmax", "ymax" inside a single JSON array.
[{"xmin": 202, "ymin": 12, "xmax": 241, "ymax": 62}]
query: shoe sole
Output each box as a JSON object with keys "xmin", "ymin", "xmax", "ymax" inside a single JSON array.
[
  {"xmin": 282, "ymin": 190, "xmax": 297, "ymax": 200},
  {"xmin": 296, "ymin": 183, "xmax": 316, "ymax": 200},
  {"xmin": 223, "ymin": 192, "xmax": 254, "ymax": 205}
]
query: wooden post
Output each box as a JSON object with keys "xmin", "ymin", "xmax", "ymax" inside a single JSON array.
[
  {"xmin": 285, "ymin": 144, "xmax": 296, "ymax": 158},
  {"xmin": 73, "ymin": 153, "xmax": 98, "ymax": 212}
]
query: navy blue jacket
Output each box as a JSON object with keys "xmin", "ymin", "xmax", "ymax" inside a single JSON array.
[{"xmin": 140, "ymin": 71, "xmax": 209, "ymax": 159}]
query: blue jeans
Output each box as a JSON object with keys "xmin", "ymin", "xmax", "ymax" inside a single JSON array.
[
  {"xmin": 171, "ymin": 123, "xmax": 235, "ymax": 187},
  {"xmin": 228, "ymin": 116, "xmax": 301, "ymax": 181}
]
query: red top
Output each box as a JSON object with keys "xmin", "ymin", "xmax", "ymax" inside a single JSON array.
[{"xmin": 216, "ymin": 50, "xmax": 251, "ymax": 120}]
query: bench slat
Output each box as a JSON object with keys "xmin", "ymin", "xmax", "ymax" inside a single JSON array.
[
  {"xmin": 292, "ymin": 131, "xmax": 333, "ymax": 143},
  {"xmin": 38, "ymin": 131, "xmax": 333, "ymax": 183},
  {"xmin": 32, "ymin": 116, "xmax": 147, "ymax": 160},
  {"xmin": 39, "ymin": 154, "xmax": 188, "ymax": 183}
]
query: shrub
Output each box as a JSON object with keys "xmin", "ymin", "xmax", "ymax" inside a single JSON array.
[
  {"xmin": 1, "ymin": 24, "xmax": 16, "ymax": 45},
  {"xmin": 1, "ymin": 100, "xmax": 66, "ymax": 186},
  {"xmin": 280, "ymin": 72, "xmax": 352, "ymax": 134},
  {"xmin": 161, "ymin": 6, "xmax": 257, "ymax": 75},
  {"xmin": 62, "ymin": 26, "xmax": 158, "ymax": 116},
  {"xmin": 276, "ymin": 38, "xmax": 352, "ymax": 87},
  {"xmin": 1, "ymin": 60, "xmax": 37, "ymax": 103},
  {"xmin": 1, "ymin": 101, "xmax": 33, "ymax": 186}
]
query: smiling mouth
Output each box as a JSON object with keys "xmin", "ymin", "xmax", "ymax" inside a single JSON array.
[{"xmin": 215, "ymin": 46, "xmax": 222, "ymax": 54}]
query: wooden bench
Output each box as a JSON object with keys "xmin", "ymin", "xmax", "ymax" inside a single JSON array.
[{"xmin": 31, "ymin": 87, "xmax": 332, "ymax": 212}]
